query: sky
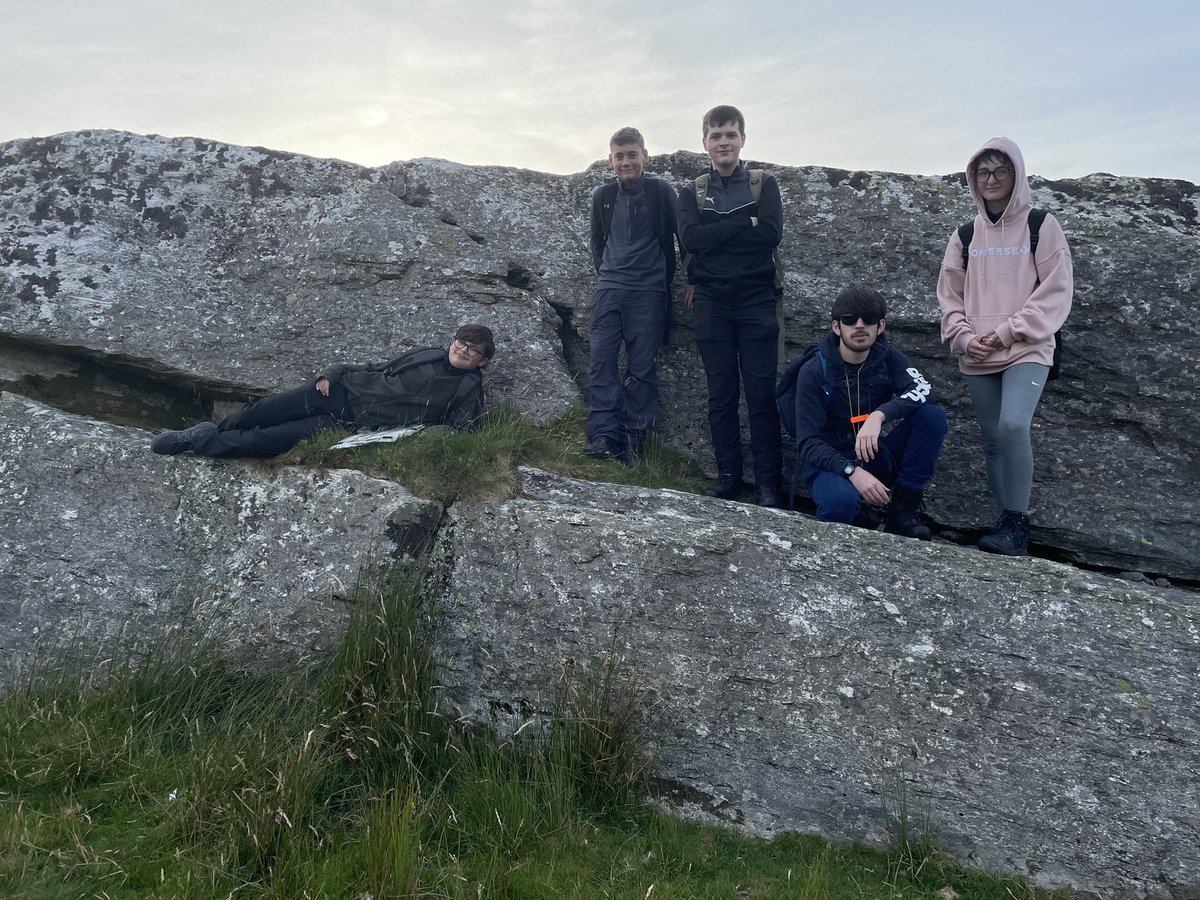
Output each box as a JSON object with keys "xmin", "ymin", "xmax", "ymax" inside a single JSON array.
[{"xmin": 4, "ymin": 0, "xmax": 1198, "ymax": 183}]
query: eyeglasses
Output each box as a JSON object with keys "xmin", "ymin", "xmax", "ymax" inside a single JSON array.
[
  {"xmin": 453, "ymin": 338, "xmax": 485, "ymax": 360},
  {"xmin": 838, "ymin": 314, "xmax": 881, "ymax": 327},
  {"xmin": 974, "ymin": 166, "xmax": 1013, "ymax": 183}
]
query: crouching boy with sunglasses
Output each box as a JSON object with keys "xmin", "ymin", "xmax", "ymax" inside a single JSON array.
[
  {"xmin": 151, "ymin": 324, "xmax": 495, "ymax": 458},
  {"xmin": 783, "ymin": 285, "xmax": 946, "ymax": 539}
]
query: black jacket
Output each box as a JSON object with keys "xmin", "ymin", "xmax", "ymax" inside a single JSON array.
[
  {"xmin": 318, "ymin": 348, "xmax": 484, "ymax": 430},
  {"xmin": 792, "ymin": 331, "xmax": 934, "ymax": 473},
  {"xmin": 589, "ymin": 176, "xmax": 679, "ymax": 295},
  {"xmin": 677, "ymin": 164, "xmax": 782, "ymax": 297}
]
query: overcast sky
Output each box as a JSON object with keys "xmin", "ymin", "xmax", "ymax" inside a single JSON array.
[{"xmin": 4, "ymin": 0, "xmax": 1197, "ymax": 182}]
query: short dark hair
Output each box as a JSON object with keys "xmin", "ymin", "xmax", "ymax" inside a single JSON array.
[
  {"xmin": 454, "ymin": 323, "xmax": 495, "ymax": 360},
  {"xmin": 609, "ymin": 126, "xmax": 645, "ymax": 149},
  {"xmin": 702, "ymin": 105, "xmax": 745, "ymax": 137},
  {"xmin": 970, "ymin": 149, "xmax": 1012, "ymax": 179},
  {"xmin": 831, "ymin": 284, "xmax": 887, "ymax": 323}
]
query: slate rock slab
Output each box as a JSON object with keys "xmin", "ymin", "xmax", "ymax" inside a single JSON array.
[
  {"xmin": 0, "ymin": 393, "xmax": 443, "ymax": 685},
  {"xmin": 435, "ymin": 468, "xmax": 1199, "ymax": 898}
]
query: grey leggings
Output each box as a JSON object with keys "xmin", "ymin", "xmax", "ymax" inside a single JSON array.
[{"xmin": 964, "ymin": 362, "xmax": 1049, "ymax": 516}]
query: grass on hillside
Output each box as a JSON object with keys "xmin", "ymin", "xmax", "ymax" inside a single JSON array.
[
  {"xmin": 0, "ymin": 565, "xmax": 1069, "ymax": 899},
  {"xmin": 281, "ymin": 406, "xmax": 712, "ymax": 503}
]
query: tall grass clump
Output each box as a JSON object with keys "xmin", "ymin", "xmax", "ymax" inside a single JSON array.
[
  {"xmin": 0, "ymin": 562, "xmax": 1074, "ymax": 898},
  {"xmin": 286, "ymin": 405, "xmax": 710, "ymax": 503}
]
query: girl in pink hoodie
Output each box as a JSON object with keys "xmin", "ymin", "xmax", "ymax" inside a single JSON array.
[{"xmin": 937, "ymin": 137, "xmax": 1073, "ymax": 556}]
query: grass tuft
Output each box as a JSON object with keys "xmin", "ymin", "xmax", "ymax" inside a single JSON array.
[{"xmin": 284, "ymin": 405, "xmax": 711, "ymax": 503}]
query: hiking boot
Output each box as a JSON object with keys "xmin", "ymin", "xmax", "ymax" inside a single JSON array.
[
  {"xmin": 884, "ymin": 484, "xmax": 932, "ymax": 541},
  {"xmin": 151, "ymin": 422, "xmax": 217, "ymax": 455},
  {"xmin": 978, "ymin": 510, "xmax": 1030, "ymax": 556},
  {"xmin": 703, "ymin": 473, "xmax": 744, "ymax": 500},
  {"xmin": 850, "ymin": 505, "xmax": 883, "ymax": 530},
  {"xmin": 755, "ymin": 484, "xmax": 779, "ymax": 508},
  {"xmin": 583, "ymin": 435, "xmax": 618, "ymax": 459}
]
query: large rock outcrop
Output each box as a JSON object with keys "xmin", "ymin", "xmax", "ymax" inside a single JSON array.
[
  {"xmin": 1, "ymin": 130, "xmax": 1197, "ymax": 580},
  {"xmin": 435, "ymin": 469, "xmax": 1200, "ymax": 899},
  {"xmin": 0, "ymin": 394, "xmax": 443, "ymax": 684}
]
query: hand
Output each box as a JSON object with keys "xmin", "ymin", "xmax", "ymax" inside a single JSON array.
[
  {"xmin": 978, "ymin": 330, "xmax": 1000, "ymax": 348},
  {"xmin": 849, "ymin": 467, "xmax": 891, "ymax": 507},
  {"xmin": 965, "ymin": 336, "xmax": 995, "ymax": 362},
  {"xmin": 855, "ymin": 411, "xmax": 885, "ymax": 462},
  {"xmin": 315, "ymin": 377, "xmax": 330, "ymax": 396},
  {"xmin": 682, "ymin": 283, "xmax": 696, "ymax": 310}
]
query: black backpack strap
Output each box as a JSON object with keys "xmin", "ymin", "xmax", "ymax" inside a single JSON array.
[
  {"xmin": 1027, "ymin": 207, "xmax": 1047, "ymax": 259},
  {"xmin": 599, "ymin": 181, "xmax": 619, "ymax": 240},
  {"xmin": 958, "ymin": 221, "xmax": 974, "ymax": 269}
]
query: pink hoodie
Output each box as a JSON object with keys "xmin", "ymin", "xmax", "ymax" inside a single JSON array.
[{"xmin": 937, "ymin": 136, "xmax": 1073, "ymax": 375}]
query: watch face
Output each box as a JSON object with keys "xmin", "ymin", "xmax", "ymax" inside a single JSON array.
[{"xmin": 843, "ymin": 463, "xmax": 855, "ymax": 477}]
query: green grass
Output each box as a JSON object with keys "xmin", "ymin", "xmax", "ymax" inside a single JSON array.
[
  {"xmin": 282, "ymin": 406, "xmax": 711, "ymax": 503},
  {"xmin": 0, "ymin": 564, "xmax": 1070, "ymax": 899}
]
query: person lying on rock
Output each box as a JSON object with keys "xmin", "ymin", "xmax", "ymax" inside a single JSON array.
[
  {"xmin": 150, "ymin": 323, "xmax": 495, "ymax": 458},
  {"xmin": 780, "ymin": 285, "xmax": 946, "ymax": 539}
]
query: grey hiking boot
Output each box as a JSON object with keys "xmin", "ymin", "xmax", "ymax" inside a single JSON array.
[
  {"xmin": 978, "ymin": 510, "xmax": 1030, "ymax": 556},
  {"xmin": 151, "ymin": 422, "xmax": 217, "ymax": 455}
]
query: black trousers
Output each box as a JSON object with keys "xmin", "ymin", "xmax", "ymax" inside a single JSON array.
[
  {"xmin": 693, "ymin": 286, "xmax": 782, "ymax": 487},
  {"xmin": 191, "ymin": 380, "xmax": 356, "ymax": 458}
]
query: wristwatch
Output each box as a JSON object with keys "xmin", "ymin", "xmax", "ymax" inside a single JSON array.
[{"xmin": 842, "ymin": 462, "xmax": 856, "ymax": 478}]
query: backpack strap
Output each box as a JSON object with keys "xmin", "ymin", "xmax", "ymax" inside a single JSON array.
[
  {"xmin": 598, "ymin": 181, "xmax": 619, "ymax": 240},
  {"xmin": 958, "ymin": 221, "xmax": 974, "ymax": 269}
]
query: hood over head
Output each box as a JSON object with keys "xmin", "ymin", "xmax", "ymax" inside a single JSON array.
[{"xmin": 967, "ymin": 136, "xmax": 1030, "ymax": 224}]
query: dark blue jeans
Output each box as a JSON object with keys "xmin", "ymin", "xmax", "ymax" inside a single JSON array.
[
  {"xmin": 804, "ymin": 403, "xmax": 947, "ymax": 523},
  {"xmin": 192, "ymin": 380, "xmax": 356, "ymax": 458},
  {"xmin": 586, "ymin": 287, "xmax": 666, "ymax": 447}
]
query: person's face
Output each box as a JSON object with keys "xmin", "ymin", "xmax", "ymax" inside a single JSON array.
[
  {"xmin": 702, "ymin": 121, "xmax": 745, "ymax": 173},
  {"xmin": 974, "ymin": 154, "xmax": 1015, "ymax": 210},
  {"xmin": 449, "ymin": 337, "xmax": 488, "ymax": 369},
  {"xmin": 609, "ymin": 142, "xmax": 649, "ymax": 184},
  {"xmin": 832, "ymin": 314, "xmax": 885, "ymax": 354}
]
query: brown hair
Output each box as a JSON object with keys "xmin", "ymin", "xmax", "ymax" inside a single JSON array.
[
  {"xmin": 454, "ymin": 323, "xmax": 495, "ymax": 360},
  {"xmin": 609, "ymin": 126, "xmax": 645, "ymax": 149},
  {"xmin": 702, "ymin": 105, "xmax": 745, "ymax": 137}
]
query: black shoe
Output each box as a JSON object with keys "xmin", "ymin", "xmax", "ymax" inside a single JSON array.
[
  {"xmin": 978, "ymin": 510, "xmax": 1030, "ymax": 556},
  {"xmin": 850, "ymin": 505, "xmax": 883, "ymax": 530},
  {"xmin": 151, "ymin": 422, "xmax": 216, "ymax": 455},
  {"xmin": 884, "ymin": 484, "xmax": 932, "ymax": 541},
  {"xmin": 583, "ymin": 435, "xmax": 618, "ymax": 459},
  {"xmin": 703, "ymin": 473, "xmax": 744, "ymax": 500},
  {"xmin": 755, "ymin": 485, "xmax": 779, "ymax": 508}
]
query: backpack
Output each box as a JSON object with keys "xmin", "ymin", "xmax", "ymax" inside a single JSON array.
[
  {"xmin": 776, "ymin": 342, "xmax": 832, "ymax": 441},
  {"xmin": 689, "ymin": 170, "xmax": 784, "ymax": 293},
  {"xmin": 957, "ymin": 207, "xmax": 1063, "ymax": 380}
]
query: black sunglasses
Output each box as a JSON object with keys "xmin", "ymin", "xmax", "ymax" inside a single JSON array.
[{"xmin": 838, "ymin": 314, "xmax": 881, "ymax": 327}]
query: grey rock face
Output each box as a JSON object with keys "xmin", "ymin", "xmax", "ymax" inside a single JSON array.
[
  {"xmin": 2, "ymin": 131, "xmax": 1198, "ymax": 579},
  {"xmin": 0, "ymin": 393, "xmax": 443, "ymax": 684},
  {"xmin": 435, "ymin": 468, "xmax": 1199, "ymax": 899},
  {"xmin": 0, "ymin": 130, "xmax": 578, "ymax": 422}
]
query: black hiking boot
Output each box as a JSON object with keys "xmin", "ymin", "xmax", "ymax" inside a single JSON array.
[
  {"xmin": 704, "ymin": 473, "xmax": 744, "ymax": 500},
  {"xmin": 151, "ymin": 422, "xmax": 217, "ymax": 455},
  {"xmin": 978, "ymin": 510, "xmax": 1030, "ymax": 556},
  {"xmin": 850, "ymin": 505, "xmax": 883, "ymax": 530},
  {"xmin": 755, "ymin": 484, "xmax": 779, "ymax": 508},
  {"xmin": 884, "ymin": 484, "xmax": 932, "ymax": 541},
  {"xmin": 583, "ymin": 435, "xmax": 619, "ymax": 459}
]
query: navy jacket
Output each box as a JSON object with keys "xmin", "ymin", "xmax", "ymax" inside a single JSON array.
[{"xmin": 792, "ymin": 331, "xmax": 934, "ymax": 473}]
